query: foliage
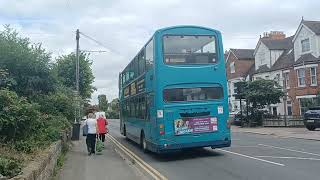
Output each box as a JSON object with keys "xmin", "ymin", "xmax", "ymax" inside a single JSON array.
[
  {"xmin": 53, "ymin": 52, "xmax": 95, "ymax": 99},
  {"xmin": 0, "ymin": 25, "xmax": 95, "ymax": 177},
  {"xmin": 0, "ymin": 25, "xmax": 56, "ymax": 98},
  {"xmin": 0, "ymin": 89, "xmax": 41, "ymax": 142},
  {"xmin": 0, "ymin": 69, "xmax": 16, "ymax": 89},
  {"xmin": 98, "ymin": 94, "xmax": 108, "ymax": 112},
  {"xmin": 107, "ymin": 98, "xmax": 119, "ymax": 119},
  {"xmin": 34, "ymin": 87, "xmax": 76, "ymax": 122},
  {"xmin": 234, "ymin": 80, "xmax": 284, "ymax": 127},
  {"xmin": 245, "ymin": 79, "xmax": 284, "ymax": 109},
  {"xmin": 234, "ymin": 81, "xmax": 247, "ymax": 100},
  {"xmin": 0, "ymin": 156, "xmax": 21, "ymax": 178}
]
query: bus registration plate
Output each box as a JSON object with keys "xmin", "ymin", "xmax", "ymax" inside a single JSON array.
[{"xmin": 174, "ymin": 117, "xmax": 218, "ymax": 135}]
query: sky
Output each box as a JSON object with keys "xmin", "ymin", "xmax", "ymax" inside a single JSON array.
[{"xmin": 0, "ymin": 0, "xmax": 319, "ymax": 104}]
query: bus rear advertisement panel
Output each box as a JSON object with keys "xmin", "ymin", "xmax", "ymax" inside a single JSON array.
[{"xmin": 119, "ymin": 26, "xmax": 230, "ymax": 153}]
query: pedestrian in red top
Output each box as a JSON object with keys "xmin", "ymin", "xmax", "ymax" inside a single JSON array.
[{"xmin": 97, "ymin": 114, "xmax": 108, "ymax": 142}]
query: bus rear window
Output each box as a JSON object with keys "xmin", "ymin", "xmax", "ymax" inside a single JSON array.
[
  {"xmin": 163, "ymin": 35, "xmax": 217, "ymax": 64},
  {"xmin": 163, "ymin": 87, "xmax": 223, "ymax": 102}
]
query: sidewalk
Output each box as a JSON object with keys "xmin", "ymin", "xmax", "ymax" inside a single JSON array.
[
  {"xmin": 232, "ymin": 126, "xmax": 320, "ymax": 141},
  {"xmin": 59, "ymin": 135, "xmax": 145, "ymax": 180}
]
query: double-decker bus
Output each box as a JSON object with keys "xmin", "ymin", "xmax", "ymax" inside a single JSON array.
[{"xmin": 119, "ymin": 26, "xmax": 231, "ymax": 153}]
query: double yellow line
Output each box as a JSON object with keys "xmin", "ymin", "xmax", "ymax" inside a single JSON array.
[{"xmin": 107, "ymin": 134, "xmax": 168, "ymax": 180}]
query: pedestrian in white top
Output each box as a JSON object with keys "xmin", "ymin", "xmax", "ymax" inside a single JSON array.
[{"xmin": 85, "ymin": 113, "xmax": 99, "ymax": 155}]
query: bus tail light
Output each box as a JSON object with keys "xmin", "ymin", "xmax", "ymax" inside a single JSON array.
[
  {"xmin": 159, "ymin": 124, "xmax": 165, "ymax": 135},
  {"xmin": 227, "ymin": 120, "xmax": 231, "ymax": 129}
]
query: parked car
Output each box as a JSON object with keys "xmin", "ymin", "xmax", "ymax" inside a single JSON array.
[
  {"xmin": 230, "ymin": 111, "xmax": 247, "ymax": 126},
  {"xmin": 303, "ymin": 106, "xmax": 320, "ymax": 131}
]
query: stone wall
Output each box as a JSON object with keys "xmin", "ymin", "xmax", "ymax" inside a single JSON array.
[{"xmin": 9, "ymin": 130, "xmax": 70, "ymax": 180}]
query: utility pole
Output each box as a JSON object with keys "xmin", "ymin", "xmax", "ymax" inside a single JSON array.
[
  {"xmin": 72, "ymin": 29, "xmax": 81, "ymax": 141},
  {"xmin": 76, "ymin": 29, "xmax": 80, "ymax": 94},
  {"xmin": 75, "ymin": 29, "xmax": 80, "ymax": 122}
]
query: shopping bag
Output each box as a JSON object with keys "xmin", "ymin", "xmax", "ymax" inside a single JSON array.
[
  {"xmin": 82, "ymin": 122, "xmax": 88, "ymax": 136},
  {"xmin": 96, "ymin": 138, "xmax": 104, "ymax": 153}
]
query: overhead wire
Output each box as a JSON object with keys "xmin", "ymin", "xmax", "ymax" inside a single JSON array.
[{"xmin": 79, "ymin": 31, "xmax": 121, "ymax": 55}]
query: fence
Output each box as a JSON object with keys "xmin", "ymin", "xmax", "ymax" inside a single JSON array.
[{"xmin": 263, "ymin": 115, "xmax": 304, "ymax": 127}]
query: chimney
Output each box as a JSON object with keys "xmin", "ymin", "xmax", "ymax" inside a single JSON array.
[{"xmin": 262, "ymin": 31, "xmax": 286, "ymax": 40}]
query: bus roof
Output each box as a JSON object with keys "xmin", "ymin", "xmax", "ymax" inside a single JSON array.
[{"xmin": 155, "ymin": 25, "xmax": 221, "ymax": 34}]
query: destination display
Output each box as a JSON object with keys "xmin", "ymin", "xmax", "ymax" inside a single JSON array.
[{"xmin": 174, "ymin": 117, "xmax": 218, "ymax": 135}]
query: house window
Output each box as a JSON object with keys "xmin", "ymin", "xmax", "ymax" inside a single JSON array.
[
  {"xmin": 310, "ymin": 67, "xmax": 317, "ymax": 86},
  {"xmin": 230, "ymin": 62, "xmax": 235, "ymax": 73},
  {"xmin": 301, "ymin": 38, "xmax": 310, "ymax": 53},
  {"xmin": 287, "ymin": 101, "xmax": 292, "ymax": 116},
  {"xmin": 297, "ymin": 68, "xmax": 305, "ymax": 87},
  {"xmin": 283, "ymin": 72, "xmax": 290, "ymax": 89},
  {"xmin": 233, "ymin": 82, "xmax": 237, "ymax": 94},
  {"xmin": 272, "ymin": 107, "xmax": 278, "ymax": 116},
  {"xmin": 299, "ymin": 97, "xmax": 317, "ymax": 115},
  {"xmin": 259, "ymin": 51, "xmax": 265, "ymax": 65}
]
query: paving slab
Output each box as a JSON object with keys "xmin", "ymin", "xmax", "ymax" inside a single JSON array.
[{"xmin": 59, "ymin": 135, "xmax": 145, "ymax": 180}]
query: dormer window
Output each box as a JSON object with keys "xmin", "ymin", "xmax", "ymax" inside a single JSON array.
[
  {"xmin": 301, "ymin": 38, "xmax": 310, "ymax": 53},
  {"xmin": 230, "ymin": 62, "xmax": 235, "ymax": 73}
]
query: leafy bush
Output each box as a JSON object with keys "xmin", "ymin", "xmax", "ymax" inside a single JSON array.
[
  {"xmin": 0, "ymin": 89, "xmax": 71, "ymax": 153},
  {"xmin": 34, "ymin": 89, "xmax": 75, "ymax": 122},
  {"xmin": 0, "ymin": 156, "xmax": 21, "ymax": 178},
  {"xmin": 0, "ymin": 89, "xmax": 41, "ymax": 142}
]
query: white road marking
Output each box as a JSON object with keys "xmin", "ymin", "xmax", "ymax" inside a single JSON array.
[
  {"xmin": 255, "ymin": 156, "xmax": 320, "ymax": 161},
  {"xmin": 231, "ymin": 145, "xmax": 259, "ymax": 148},
  {"xmin": 258, "ymin": 144, "xmax": 320, "ymax": 157},
  {"xmin": 217, "ymin": 149, "xmax": 285, "ymax": 166}
]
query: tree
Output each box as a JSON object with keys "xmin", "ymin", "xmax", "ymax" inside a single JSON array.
[
  {"xmin": 53, "ymin": 52, "xmax": 95, "ymax": 99},
  {"xmin": 245, "ymin": 79, "xmax": 284, "ymax": 110},
  {"xmin": 107, "ymin": 98, "xmax": 119, "ymax": 118},
  {"xmin": 232, "ymin": 79, "xmax": 285, "ymax": 126},
  {"xmin": 0, "ymin": 69, "xmax": 16, "ymax": 89},
  {"xmin": 0, "ymin": 25, "xmax": 56, "ymax": 97},
  {"xmin": 234, "ymin": 81, "xmax": 248, "ymax": 115},
  {"xmin": 98, "ymin": 94, "xmax": 108, "ymax": 112}
]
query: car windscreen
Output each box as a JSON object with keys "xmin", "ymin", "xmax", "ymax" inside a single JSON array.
[
  {"xmin": 163, "ymin": 87, "xmax": 223, "ymax": 102},
  {"xmin": 163, "ymin": 35, "xmax": 217, "ymax": 64}
]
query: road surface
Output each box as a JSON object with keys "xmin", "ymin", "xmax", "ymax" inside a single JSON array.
[{"xmin": 108, "ymin": 119, "xmax": 320, "ymax": 180}]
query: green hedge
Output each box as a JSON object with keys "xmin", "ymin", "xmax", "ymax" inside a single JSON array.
[{"xmin": 0, "ymin": 156, "xmax": 21, "ymax": 178}]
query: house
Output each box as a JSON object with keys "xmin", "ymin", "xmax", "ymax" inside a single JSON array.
[
  {"xmin": 225, "ymin": 48, "xmax": 255, "ymax": 112},
  {"xmin": 252, "ymin": 31, "xmax": 293, "ymax": 116},
  {"xmin": 251, "ymin": 19, "xmax": 320, "ymax": 116},
  {"xmin": 289, "ymin": 19, "xmax": 320, "ymax": 115}
]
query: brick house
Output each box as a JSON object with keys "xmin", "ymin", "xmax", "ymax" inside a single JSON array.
[
  {"xmin": 252, "ymin": 19, "xmax": 320, "ymax": 116},
  {"xmin": 225, "ymin": 48, "xmax": 255, "ymax": 112}
]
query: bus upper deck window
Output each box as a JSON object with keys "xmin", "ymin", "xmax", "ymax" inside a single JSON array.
[{"xmin": 163, "ymin": 35, "xmax": 217, "ymax": 65}]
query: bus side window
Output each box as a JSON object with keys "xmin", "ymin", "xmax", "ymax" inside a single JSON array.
[
  {"xmin": 134, "ymin": 57, "xmax": 138, "ymax": 79},
  {"xmin": 141, "ymin": 97, "xmax": 146, "ymax": 120},
  {"xmin": 146, "ymin": 94, "xmax": 154, "ymax": 121},
  {"xmin": 146, "ymin": 38, "xmax": 154, "ymax": 71},
  {"xmin": 139, "ymin": 49, "xmax": 146, "ymax": 75}
]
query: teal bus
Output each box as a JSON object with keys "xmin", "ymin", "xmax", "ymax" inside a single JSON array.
[{"xmin": 119, "ymin": 26, "xmax": 231, "ymax": 153}]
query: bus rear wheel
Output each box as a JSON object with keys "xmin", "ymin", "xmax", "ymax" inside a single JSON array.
[{"xmin": 140, "ymin": 132, "xmax": 148, "ymax": 153}]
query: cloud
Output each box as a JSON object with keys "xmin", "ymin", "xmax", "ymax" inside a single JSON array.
[{"xmin": 1, "ymin": 0, "xmax": 320, "ymax": 104}]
